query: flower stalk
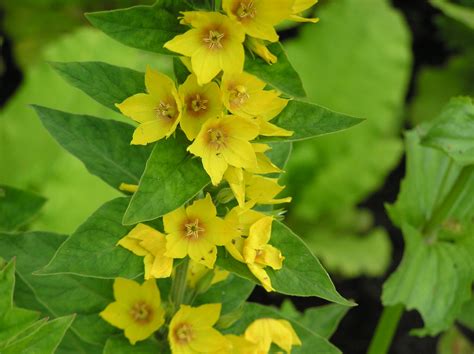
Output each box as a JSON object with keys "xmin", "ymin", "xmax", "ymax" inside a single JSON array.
[{"xmin": 170, "ymin": 257, "xmax": 190, "ymax": 313}]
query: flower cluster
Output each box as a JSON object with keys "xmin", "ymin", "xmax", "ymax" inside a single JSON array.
[{"xmin": 101, "ymin": 278, "xmax": 301, "ymax": 352}]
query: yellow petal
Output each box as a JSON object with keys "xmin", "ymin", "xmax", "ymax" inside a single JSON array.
[
  {"xmin": 192, "ymin": 46, "xmax": 223, "ymax": 85},
  {"xmin": 225, "ymin": 237, "xmax": 246, "ymax": 263},
  {"xmin": 248, "ymin": 263, "xmax": 273, "ymax": 292},
  {"xmin": 189, "ymin": 327, "xmax": 229, "ymax": 353},
  {"xmin": 131, "ymin": 119, "xmax": 175, "ymax": 145},
  {"xmin": 145, "ymin": 66, "xmax": 177, "ymax": 101},
  {"xmin": 118, "ymin": 183, "xmax": 138, "ymax": 193},
  {"xmin": 140, "ymin": 232, "xmax": 174, "ymax": 279},
  {"xmin": 116, "ymin": 93, "xmax": 157, "ymax": 123},
  {"xmin": 99, "ymin": 302, "xmax": 130, "ymax": 330},
  {"xmin": 224, "ymin": 166, "xmax": 245, "ymax": 206},
  {"xmin": 248, "ymin": 216, "xmax": 273, "ymax": 247},
  {"xmin": 164, "ymin": 28, "xmax": 202, "ymax": 57},
  {"xmin": 188, "ymin": 303, "xmax": 222, "ymax": 328},
  {"xmin": 258, "ymin": 244, "xmax": 284, "ymax": 270},
  {"xmin": 188, "ymin": 239, "xmax": 217, "ymax": 268},
  {"xmin": 206, "ymin": 216, "xmax": 238, "ymax": 246},
  {"xmin": 186, "ymin": 193, "xmax": 217, "ymax": 223},
  {"xmin": 290, "ymin": 14, "xmax": 319, "ymax": 23},
  {"xmin": 246, "ymin": 37, "xmax": 278, "ymax": 64},
  {"xmin": 113, "ymin": 277, "xmax": 141, "ymax": 305},
  {"xmin": 292, "ymin": 0, "xmax": 318, "ymax": 13},
  {"xmin": 165, "ymin": 232, "xmax": 188, "ymax": 259},
  {"xmin": 163, "ymin": 206, "xmax": 187, "ymax": 234},
  {"xmin": 258, "ymin": 119, "xmax": 294, "ymax": 137}
]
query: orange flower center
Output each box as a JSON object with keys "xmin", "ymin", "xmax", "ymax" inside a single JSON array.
[
  {"xmin": 237, "ymin": 0, "xmax": 256, "ymax": 19},
  {"xmin": 155, "ymin": 100, "xmax": 177, "ymax": 120},
  {"xmin": 207, "ymin": 127, "xmax": 227, "ymax": 150},
  {"xmin": 129, "ymin": 302, "xmax": 153, "ymax": 324},
  {"xmin": 184, "ymin": 219, "xmax": 205, "ymax": 240},
  {"xmin": 186, "ymin": 93, "xmax": 209, "ymax": 117},
  {"xmin": 229, "ymin": 85, "xmax": 249, "ymax": 108},
  {"xmin": 203, "ymin": 30, "xmax": 225, "ymax": 50},
  {"xmin": 174, "ymin": 322, "xmax": 194, "ymax": 345}
]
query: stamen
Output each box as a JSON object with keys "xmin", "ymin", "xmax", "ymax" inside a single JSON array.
[
  {"xmin": 129, "ymin": 302, "xmax": 152, "ymax": 324},
  {"xmin": 237, "ymin": 0, "xmax": 256, "ymax": 19},
  {"xmin": 174, "ymin": 323, "xmax": 194, "ymax": 344},
  {"xmin": 191, "ymin": 94, "xmax": 208, "ymax": 112},
  {"xmin": 154, "ymin": 101, "xmax": 176, "ymax": 119},
  {"xmin": 185, "ymin": 219, "xmax": 205, "ymax": 239},
  {"xmin": 203, "ymin": 30, "xmax": 225, "ymax": 50},
  {"xmin": 208, "ymin": 128, "xmax": 226, "ymax": 149},
  {"xmin": 229, "ymin": 85, "xmax": 250, "ymax": 107}
]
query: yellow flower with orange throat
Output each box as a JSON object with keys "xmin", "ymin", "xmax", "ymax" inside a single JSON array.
[
  {"xmin": 116, "ymin": 67, "xmax": 181, "ymax": 145},
  {"xmin": 100, "ymin": 278, "xmax": 165, "ymax": 344},
  {"xmin": 164, "ymin": 11, "xmax": 246, "ymax": 85}
]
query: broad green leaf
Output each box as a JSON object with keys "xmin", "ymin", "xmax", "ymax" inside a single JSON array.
[
  {"xmin": 224, "ymin": 302, "xmax": 341, "ymax": 354},
  {"xmin": 173, "ymin": 57, "xmax": 189, "ymax": 85},
  {"xmin": 56, "ymin": 332, "xmax": 103, "ymax": 354},
  {"xmin": 34, "ymin": 106, "xmax": 152, "ymax": 191},
  {"xmin": 50, "ymin": 61, "xmax": 145, "ymax": 113},
  {"xmin": 39, "ymin": 198, "xmax": 142, "ymax": 279},
  {"xmin": 86, "ymin": 3, "xmax": 184, "ymax": 55},
  {"xmin": 0, "ymin": 260, "xmax": 40, "ymax": 347},
  {"xmin": 458, "ymin": 296, "xmax": 474, "ymax": 330},
  {"xmin": 382, "ymin": 223, "xmax": 474, "ymax": 336},
  {"xmin": 1, "ymin": 315, "xmax": 74, "ymax": 354},
  {"xmin": 437, "ymin": 326, "xmax": 473, "ymax": 354},
  {"xmin": 280, "ymin": 300, "xmax": 349, "ymax": 339},
  {"xmin": 0, "ymin": 185, "xmax": 46, "ymax": 232},
  {"xmin": 421, "ymin": 97, "xmax": 474, "ymax": 165},
  {"xmin": 245, "ymin": 43, "xmax": 306, "ymax": 98},
  {"xmin": 103, "ymin": 336, "xmax": 165, "ymax": 354},
  {"xmin": 430, "ymin": 0, "xmax": 474, "ymax": 29},
  {"xmin": 217, "ymin": 221, "xmax": 352, "ymax": 306},
  {"xmin": 0, "ymin": 232, "xmax": 116, "ymax": 345},
  {"xmin": 123, "ymin": 132, "xmax": 210, "ymax": 225},
  {"xmin": 194, "ymin": 274, "xmax": 255, "ymax": 315},
  {"xmin": 267, "ymin": 142, "xmax": 292, "ymax": 171},
  {"xmin": 260, "ymin": 100, "xmax": 364, "ymax": 143}
]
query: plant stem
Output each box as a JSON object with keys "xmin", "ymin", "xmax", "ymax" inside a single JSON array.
[
  {"xmin": 423, "ymin": 165, "xmax": 474, "ymax": 237},
  {"xmin": 367, "ymin": 304, "xmax": 404, "ymax": 354},
  {"xmin": 170, "ymin": 257, "xmax": 189, "ymax": 313}
]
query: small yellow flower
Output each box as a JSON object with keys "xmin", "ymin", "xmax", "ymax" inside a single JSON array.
[
  {"xmin": 168, "ymin": 303, "xmax": 228, "ymax": 354},
  {"xmin": 244, "ymin": 318, "xmax": 301, "ymax": 353},
  {"xmin": 119, "ymin": 183, "xmax": 139, "ymax": 193},
  {"xmin": 223, "ymin": 0, "xmax": 293, "ymax": 42},
  {"xmin": 221, "ymin": 71, "xmax": 288, "ymax": 120},
  {"xmin": 246, "ymin": 37, "xmax": 277, "ymax": 64},
  {"xmin": 164, "ymin": 194, "xmax": 238, "ymax": 268},
  {"xmin": 188, "ymin": 115, "xmax": 259, "ymax": 185},
  {"xmin": 118, "ymin": 224, "xmax": 173, "ymax": 279},
  {"xmin": 243, "ymin": 217, "xmax": 284, "ymax": 291},
  {"xmin": 187, "ymin": 260, "xmax": 229, "ymax": 288},
  {"xmin": 290, "ymin": 0, "xmax": 319, "ymax": 23},
  {"xmin": 179, "ymin": 74, "xmax": 223, "ymax": 140},
  {"xmin": 116, "ymin": 67, "xmax": 181, "ymax": 145},
  {"xmin": 100, "ymin": 278, "xmax": 165, "ymax": 344},
  {"xmin": 164, "ymin": 12, "xmax": 246, "ymax": 85}
]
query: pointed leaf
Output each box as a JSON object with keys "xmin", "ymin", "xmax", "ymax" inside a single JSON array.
[
  {"xmin": 123, "ymin": 132, "xmax": 210, "ymax": 225},
  {"xmin": 103, "ymin": 336, "xmax": 166, "ymax": 354},
  {"xmin": 34, "ymin": 106, "xmax": 152, "ymax": 191}
]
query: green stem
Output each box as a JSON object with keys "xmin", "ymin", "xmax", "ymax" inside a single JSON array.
[
  {"xmin": 170, "ymin": 257, "xmax": 189, "ymax": 313},
  {"xmin": 423, "ymin": 165, "xmax": 474, "ymax": 237},
  {"xmin": 367, "ymin": 304, "xmax": 404, "ymax": 354}
]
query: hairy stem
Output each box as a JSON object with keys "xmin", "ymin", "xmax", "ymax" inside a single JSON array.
[
  {"xmin": 170, "ymin": 257, "xmax": 190, "ymax": 313},
  {"xmin": 367, "ymin": 304, "xmax": 404, "ymax": 354}
]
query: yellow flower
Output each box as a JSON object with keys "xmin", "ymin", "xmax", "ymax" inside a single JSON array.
[
  {"xmin": 214, "ymin": 334, "xmax": 258, "ymax": 353},
  {"xmin": 179, "ymin": 74, "xmax": 223, "ymax": 140},
  {"xmin": 221, "ymin": 71, "xmax": 288, "ymax": 120},
  {"xmin": 168, "ymin": 303, "xmax": 228, "ymax": 354},
  {"xmin": 188, "ymin": 115, "xmax": 259, "ymax": 185},
  {"xmin": 223, "ymin": 0, "xmax": 293, "ymax": 42},
  {"xmin": 164, "ymin": 12, "xmax": 246, "ymax": 85},
  {"xmin": 187, "ymin": 260, "xmax": 230, "ymax": 288},
  {"xmin": 243, "ymin": 217, "xmax": 284, "ymax": 291},
  {"xmin": 246, "ymin": 37, "xmax": 277, "ymax": 64},
  {"xmin": 244, "ymin": 318, "xmax": 301, "ymax": 353},
  {"xmin": 290, "ymin": 0, "xmax": 319, "ymax": 23},
  {"xmin": 100, "ymin": 278, "xmax": 165, "ymax": 344},
  {"xmin": 116, "ymin": 66, "xmax": 182, "ymax": 145},
  {"xmin": 118, "ymin": 224, "xmax": 173, "ymax": 279},
  {"xmin": 164, "ymin": 194, "xmax": 238, "ymax": 268}
]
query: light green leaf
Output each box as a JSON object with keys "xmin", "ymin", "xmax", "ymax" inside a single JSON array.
[
  {"xmin": 382, "ymin": 223, "xmax": 474, "ymax": 336},
  {"xmin": 1, "ymin": 315, "xmax": 74, "ymax": 354},
  {"xmin": 39, "ymin": 198, "xmax": 142, "ymax": 279},
  {"xmin": 458, "ymin": 296, "xmax": 474, "ymax": 330},
  {"xmin": 266, "ymin": 142, "xmax": 292, "ymax": 171},
  {"xmin": 103, "ymin": 336, "xmax": 165, "ymax": 354},
  {"xmin": 86, "ymin": 3, "xmax": 184, "ymax": 55},
  {"xmin": 224, "ymin": 302, "xmax": 341, "ymax": 354},
  {"xmin": 245, "ymin": 43, "xmax": 306, "ymax": 98},
  {"xmin": 50, "ymin": 61, "xmax": 145, "ymax": 113},
  {"xmin": 0, "ymin": 185, "xmax": 46, "ymax": 232},
  {"xmin": 0, "ymin": 232, "xmax": 116, "ymax": 345},
  {"xmin": 430, "ymin": 0, "xmax": 474, "ymax": 29},
  {"xmin": 56, "ymin": 332, "xmax": 103, "ymax": 354},
  {"xmin": 217, "ymin": 221, "xmax": 352, "ymax": 305},
  {"xmin": 34, "ymin": 106, "xmax": 152, "ymax": 191},
  {"xmin": 173, "ymin": 57, "xmax": 189, "ymax": 85},
  {"xmin": 261, "ymin": 100, "xmax": 364, "ymax": 143},
  {"xmin": 123, "ymin": 132, "xmax": 210, "ymax": 225},
  {"xmin": 421, "ymin": 97, "xmax": 474, "ymax": 165}
]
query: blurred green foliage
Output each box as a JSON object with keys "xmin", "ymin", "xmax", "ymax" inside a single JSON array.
[{"xmin": 283, "ymin": 0, "xmax": 412, "ymax": 278}]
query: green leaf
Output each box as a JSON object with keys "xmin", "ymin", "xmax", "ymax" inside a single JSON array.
[
  {"xmin": 123, "ymin": 132, "xmax": 210, "ymax": 225},
  {"xmin": 421, "ymin": 97, "xmax": 474, "ymax": 165},
  {"xmin": 260, "ymin": 100, "xmax": 364, "ymax": 143},
  {"xmin": 56, "ymin": 332, "xmax": 103, "ymax": 354},
  {"xmin": 266, "ymin": 142, "xmax": 292, "ymax": 171},
  {"xmin": 217, "ymin": 221, "xmax": 353, "ymax": 306},
  {"xmin": 173, "ymin": 57, "xmax": 190, "ymax": 85},
  {"xmin": 39, "ymin": 198, "xmax": 142, "ymax": 279},
  {"xmin": 430, "ymin": 0, "xmax": 474, "ymax": 29},
  {"xmin": 0, "ymin": 185, "xmax": 46, "ymax": 232},
  {"xmin": 103, "ymin": 336, "xmax": 165, "ymax": 354},
  {"xmin": 86, "ymin": 3, "xmax": 184, "ymax": 55},
  {"xmin": 50, "ymin": 61, "xmax": 145, "ymax": 113},
  {"xmin": 34, "ymin": 106, "xmax": 152, "ymax": 191},
  {"xmin": 194, "ymin": 274, "xmax": 255, "ymax": 315},
  {"xmin": 382, "ymin": 223, "xmax": 474, "ymax": 336},
  {"xmin": 437, "ymin": 326, "xmax": 473, "ymax": 354},
  {"xmin": 0, "ymin": 232, "xmax": 116, "ymax": 345},
  {"xmin": 224, "ymin": 302, "xmax": 341, "ymax": 354},
  {"xmin": 245, "ymin": 43, "xmax": 306, "ymax": 98},
  {"xmin": 458, "ymin": 296, "xmax": 474, "ymax": 330},
  {"xmin": 1, "ymin": 315, "xmax": 74, "ymax": 354}
]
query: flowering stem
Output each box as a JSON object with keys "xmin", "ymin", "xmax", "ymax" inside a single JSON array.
[
  {"xmin": 170, "ymin": 257, "xmax": 189, "ymax": 313},
  {"xmin": 367, "ymin": 304, "xmax": 404, "ymax": 354}
]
